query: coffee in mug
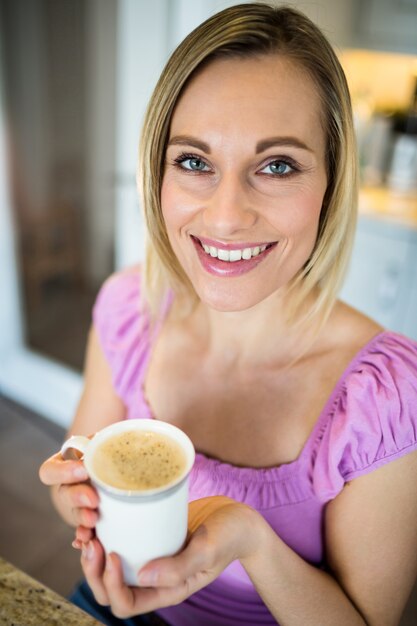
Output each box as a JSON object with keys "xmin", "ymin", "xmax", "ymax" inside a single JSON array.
[
  {"xmin": 60, "ymin": 419, "xmax": 195, "ymax": 585},
  {"xmin": 92, "ymin": 430, "xmax": 187, "ymax": 491}
]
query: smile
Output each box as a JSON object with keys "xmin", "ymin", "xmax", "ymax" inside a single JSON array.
[
  {"xmin": 201, "ymin": 243, "xmax": 268, "ymax": 262},
  {"xmin": 191, "ymin": 236, "xmax": 277, "ymax": 277}
]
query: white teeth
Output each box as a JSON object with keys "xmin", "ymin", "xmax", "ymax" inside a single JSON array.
[
  {"xmin": 229, "ymin": 249, "xmax": 242, "ymax": 262},
  {"xmin": 218, "ymin": 249, "xmax": 230, "ymax": 261},
  {"xmin": 199, "ymin": 240, "xmax": 272, "ymax": 262}
]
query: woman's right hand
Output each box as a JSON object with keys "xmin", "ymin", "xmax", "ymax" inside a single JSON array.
[{"xmin": 39, "ymin": 451, "xmax": 99, "ymax": 530}]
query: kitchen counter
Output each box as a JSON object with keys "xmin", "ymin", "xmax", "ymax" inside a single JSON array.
[
  {"xmin": 0, "ymin": 557, "xmax": 100, "ymax": 626},
  {"xmin": 359, "ymin": 186, "xmax": 417, "ymax": 229}
]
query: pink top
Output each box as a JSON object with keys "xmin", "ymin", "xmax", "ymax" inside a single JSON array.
[{"xmin": 93, "ymin": 267, "xmax": 417, "ymax": 626}]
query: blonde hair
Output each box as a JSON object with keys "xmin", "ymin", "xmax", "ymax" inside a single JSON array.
[{"xmin": 138, "ymin": 2, "xmax": 358, "ymax": 328}]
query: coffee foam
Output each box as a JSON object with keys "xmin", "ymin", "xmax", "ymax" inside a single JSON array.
[{"xmin": 92, "ymin": 430, "xmax": 187, "ymax": 491}]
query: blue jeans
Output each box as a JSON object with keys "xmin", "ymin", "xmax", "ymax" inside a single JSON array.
[{"xmin": 70, "ymin": 580, "xmax": 171, "ymax": 626}]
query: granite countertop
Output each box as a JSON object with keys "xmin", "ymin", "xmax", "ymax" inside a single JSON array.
[
  {"xmin": 0, "ymin": 557, "xmax": 101, "ymax": 626},
  {"xmin": 359, "ymin": 186, "xmax": 417, "ymax": 229}
]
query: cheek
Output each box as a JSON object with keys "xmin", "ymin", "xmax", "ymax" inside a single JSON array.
[
  {"xmin": 160, "ymin": 183, "xmax": 183, "ymax": 248},
  {"xmin": 277, "ymin": 186, "xmax": 323, "ymax": 242},
  {"xmin": 160, "ymin": 179, "xmax": 198, "ymax": 264},
  {"xmin": 298, "ymin": 203, "xmax": 323, "ymax": 255},
  {"xmin": 161, "ymin": 178, "xmax": 196, "ymax": 226}
]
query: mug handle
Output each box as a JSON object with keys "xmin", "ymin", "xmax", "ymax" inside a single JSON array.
[{"xmin": 60, "ymin": 435, "xmax": 91, "ymax": 460}]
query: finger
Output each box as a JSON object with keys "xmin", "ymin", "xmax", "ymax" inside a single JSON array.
[
  {"xmin": 39, "ymin": 453, "xmax": 88, "ymax": 485},
  {"xmin": 59, "ymin": 483, "xmax": 99, "ymax": 510},
  {"xmin": 138, "ymin": 526, "xmax": 208, "ymax": 588},
  {"xmin": 72, "ymin": 539, "xmax": 82, "ymax": 550},
  {"xmin": 58, "ymin": 485, "xmax": 99, "ymax": 527},
  {"xmin": 76, "ymin": 525, "xmax": 95, "ymax": 544},
  {"xmin": 102, "ymin": 553, "xmax": 138, "ymax": 619},
  {"xmin": 188, "ymin": 496, "xmax": 236, "ymax": 534},
  {"xmin": 81, "ymin": 539, "xmax": 109, "ymax": 606},
  {"xmin": 71, "ymin": 507, "xmax": 99, "ymax": 528},
  {"xmin": 103, "ymin": 554, "xmax": 195, "ymax": 616}
]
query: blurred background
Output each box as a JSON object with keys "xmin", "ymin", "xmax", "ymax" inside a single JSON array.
[
  {"xmin": 0, "ymin": 0, "xmax": 416, "ymax": 620},
  {"xmin": 1, "ymin": 0, "xmax": 417, "ymax": 427}
]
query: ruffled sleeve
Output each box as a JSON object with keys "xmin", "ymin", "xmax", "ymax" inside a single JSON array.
[
  {"xmin": 312, "ymin": 332, "xmax": 417, "ymax": 502},
  {"xmin": 92, "ymin": 266, "xmax": 153, "ymax": 418}
]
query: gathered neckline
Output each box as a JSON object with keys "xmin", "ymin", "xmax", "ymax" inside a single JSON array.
[
  {"xmin": 139, "ymin": 299, "xmax": 394, "ymax": 480},
  {"xmin": 192, "ymin": 331, "xmax": 393, "ymax": 480}
]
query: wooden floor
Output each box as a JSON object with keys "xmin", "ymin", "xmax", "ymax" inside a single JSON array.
[
  {"xmin": 1, "ymin": 392, "xmax": 417, "ymax": 624},
  {"xmin": 0, "ymin": 394, "xmax": 81, "ymax": 599}
]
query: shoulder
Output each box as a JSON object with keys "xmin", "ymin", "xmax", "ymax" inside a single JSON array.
[
  {"xmin": 90, "ymin": 265, "xmax": 154, "ymax": 398},
  {"xmin": 348, "ymin": 330, "xmax": 417, "ymax": 391},
  {"xmin": 91, "ymin": 263, "xmax": 152, "ymax": 339},
  {"xmin": 329, "ymin": 300, "xmax": 417, "ymax": 393},
  {"xmin": 344, "ymin": 328, "xmax": 417, "ymax": 435},
  {"xmin": 93, "ymin": 264, "xmax": 143, "ymax": 317},
  {"xmin": 312, "ymin": 318, "xmax": 417, "ymax": 501},
  {"xmin": 327, "ymin": 300, "xmax": 384, "ymax": 354}
]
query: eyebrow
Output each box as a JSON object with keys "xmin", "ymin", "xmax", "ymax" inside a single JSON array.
[
  {"xmin": 255, "ymin": 137, "xmax": 313, "ymax": 154},
  {"xmin": 168, "ymin": 136, "xmax": 211, "ymax": 153},
  {"xmin": 167, "ymin": 134, "xmax": 314, "ymax": 154}
]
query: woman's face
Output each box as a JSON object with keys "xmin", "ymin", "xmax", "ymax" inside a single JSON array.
[{"xmin": 161, "ymin": 54, "xmax": 328, "ymax": 312}]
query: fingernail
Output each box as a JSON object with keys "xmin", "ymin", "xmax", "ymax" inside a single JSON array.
[
  {"xmin": 82, "ymin": 541, "xmax": 94, "ymax": 560},
  {"xmin": 80, "ymin": 494, "xmax": 91, "ymax": 507},
  {"xmin": 74, "ymin": 466, "xmax": 88, "ymax": 480},
  {"xmin": 105, "ymin": 555, "xmax": 113, "ymax": 572},
  {"xmin": 138, "ymin": 569, "xmax": 158, "ymax": 586},
  {"xmin": 72, "ymin": 540, "xmax": 80, "ymax": 550},
  {"xmin": 87, "ymin": 541, "xmax": 95, "ymax": 560}
]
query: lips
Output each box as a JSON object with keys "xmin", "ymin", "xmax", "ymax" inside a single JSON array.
[{"xmin": 191, "ymin": 235, "xmax": 277, "ymax": 277}]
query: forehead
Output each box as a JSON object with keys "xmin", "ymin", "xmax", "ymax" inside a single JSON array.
[{"xmin": 169, "ymin": 54, "xmax": 325, "ymax": 151}]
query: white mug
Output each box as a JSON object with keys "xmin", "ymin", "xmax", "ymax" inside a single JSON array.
[{"xmin": 61, "ymin": 419, "xmax": 195, "ymax": 585}]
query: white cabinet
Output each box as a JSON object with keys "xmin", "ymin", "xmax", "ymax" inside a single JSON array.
[
  {"xmin": 402, "ymin": 243, "xmax": 417, "ymax": 339},
  {"xmin": 340, "ymin": 216, "xmax": 417, "ymax": 339}
]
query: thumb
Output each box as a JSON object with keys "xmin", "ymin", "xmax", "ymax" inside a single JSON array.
[{"xmin": 188, "ymin": 496, "xmax": 237, "ymax": 534}]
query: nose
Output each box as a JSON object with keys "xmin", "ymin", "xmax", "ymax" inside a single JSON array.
[{"xmin": 202, "ymin": 172, "xmax": 257, "ymax": 236}]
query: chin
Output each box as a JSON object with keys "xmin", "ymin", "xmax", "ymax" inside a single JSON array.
[
  {"xmin": 177, "ymin": 255, "xmax": 285, "ymax": 312},
  {"xmin": 193, "ymin": 282, "xmax": 273, "ymax": 313}
]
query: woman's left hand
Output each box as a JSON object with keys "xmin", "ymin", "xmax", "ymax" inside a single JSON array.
[{"xmin": 79, "ymin": 496, "xmax": 260, "ymax": 618}]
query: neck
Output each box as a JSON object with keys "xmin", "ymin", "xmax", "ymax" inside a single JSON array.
[{"xmin": 184, "ymin": 287, "xmax": 319, "ymax": 369}]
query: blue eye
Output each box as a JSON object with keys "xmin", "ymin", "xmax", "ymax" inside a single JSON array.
[
  {"xmin": 174, "ymin": 154, "xmax": 210, "ymax": 172},
  {"xmin": 261, "ymin": 160, "xmax": 294, "ymax": 176},
  {"xmin": 186, "ymin": 158, "xmax": 208, "ymax": 171}
]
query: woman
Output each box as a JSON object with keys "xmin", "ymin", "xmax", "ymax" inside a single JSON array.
[{"xmin": 40, "ymin": 4, "xmax": 417, "ymax": 626}]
